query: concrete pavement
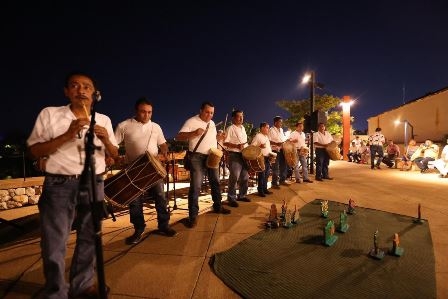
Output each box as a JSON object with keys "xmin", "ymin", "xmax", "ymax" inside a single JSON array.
[{"xmin": 0, "ymin": 161, "xmax": 447, "ymax": 298}]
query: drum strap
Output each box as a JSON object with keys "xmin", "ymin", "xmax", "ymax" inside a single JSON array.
[{"xmin": 192, "ymin": 123, "xmax": 210, "ymax": 153}]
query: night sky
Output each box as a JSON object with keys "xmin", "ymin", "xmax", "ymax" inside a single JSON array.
[{"xmin": 2, "ymin": 0, "xmax": 448, "ymax": 141}]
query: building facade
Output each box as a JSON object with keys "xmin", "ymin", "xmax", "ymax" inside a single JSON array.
[{"xmin": 367, "ymin": 86, "xmax": 448, "ymax": 144}]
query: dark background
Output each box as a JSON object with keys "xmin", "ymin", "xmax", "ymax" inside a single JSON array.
[{"xmin": 1, "ymin": 0, "xmax": 448, "ymax": 178}]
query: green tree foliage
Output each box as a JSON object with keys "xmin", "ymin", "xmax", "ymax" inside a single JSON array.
[{"xmin": 276, "ymin": 94, "xmax": 350, "ymax": 134}]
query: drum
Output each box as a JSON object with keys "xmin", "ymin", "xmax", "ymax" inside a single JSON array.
[
  {"xmin": 206, "ymin": 148, "xmax": 223, "ymax": 169},
  {"xmin": 282, "ymin": 140, "xmax": 297, "ymax": 167},
  {"xmin": 326, "ymin": 141, "xmax": 342, "ymax": 161},
  {"xmin": 242, "ymin": 145, "xmax": 265, "ymax": 172},
  {"xmin": 104, "ymin": 152, "xmax": 167, "ymax": 208},
  {"xmin": 298, "ymin": 146, "xmax": 309, "ymax": 157}
]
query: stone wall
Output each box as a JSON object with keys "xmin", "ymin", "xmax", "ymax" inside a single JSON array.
[
  {"xmin": 0, "ymin": 186, "xmax": 42, "ymax": 210},
  {"xmin": 0, "ymin": 177, "xmax": 44, "ymax": 210}
]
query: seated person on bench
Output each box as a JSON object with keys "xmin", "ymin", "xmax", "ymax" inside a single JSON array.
[
  {"xmin": 434, "ymin": 139, "xmax": 448, "ymax": 178},
  {"xmin": 382, "ymin": 140, "xmax": 400, "ymax": 168},
  {"xmin": 413, "ymin": 140, "xmax": 439, "ymax": 173}
]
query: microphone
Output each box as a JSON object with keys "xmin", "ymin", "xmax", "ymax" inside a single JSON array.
[{"xmin": 94, "ymin": 90, "xmax": 102, "ymax": 102}]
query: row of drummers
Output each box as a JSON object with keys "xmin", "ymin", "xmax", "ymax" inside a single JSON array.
[{"xmin": 195, "ymin": 120, "xmax": 341, "ymax": 174}]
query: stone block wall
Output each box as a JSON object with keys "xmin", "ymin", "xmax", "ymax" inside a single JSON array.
[{"xmin": 0, "ymin": 186, "xmax": 42, "ymax": 210}]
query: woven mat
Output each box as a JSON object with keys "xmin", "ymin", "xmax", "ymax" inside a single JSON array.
[{"xmin": 211, "ymin": 200, "xmax": 436, "ymax": 299}]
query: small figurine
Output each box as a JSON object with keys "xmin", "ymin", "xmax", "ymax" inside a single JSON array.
[
  {"xmin": 283, "ymin": 210, "xmax": 293, "ymax": 228},
  {"xmin": 347, "ymin": 198, "xmax": 356, "ymax": 215},
  {"xmin": 291, "ymin": 205, "xmax": 300, "ymax": 224},
  {"xmin": 337, "ymin": 210, "xmax": 349, "ymax": 233},
  {"xmin": 323, "ymin": 220, "xmax": 338, "ymax": 246},
  {"xmin": 369, "ymin": 228, "xmax": 385, "ymax": 260},
  {"xmin": 390, "ymin": 233, "xmax": 404, "ymax": 256},
  {"xmin": 280, "ymin": 200, "xmax": 287, "ymax": 220},
  {"xmin": 266, "ymin": 203, "xmax": 279, "ymax": 228},
  {"xmin": 413, "ymin": 203, "xmax": 424, "ymax": 224},
  {"xmin": 321, "ymin": 200, "xmax": 329, "ymax": 218}
]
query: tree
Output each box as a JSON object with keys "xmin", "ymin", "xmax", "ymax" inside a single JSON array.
[{"xmin": 276, "ymin": 94, "xmax": 350, "ymax": 135}]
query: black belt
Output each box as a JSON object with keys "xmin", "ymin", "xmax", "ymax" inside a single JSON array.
[
  {"xmin": 189, "ymin": 152, "xmax": 208, "ymax": 157},
  {"xmin": 45, "ymin": 173, "xmax": 103, "ymax": 180}
]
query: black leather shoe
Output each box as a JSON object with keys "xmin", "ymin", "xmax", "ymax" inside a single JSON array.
[
  {"xmin": 125, "ymin": 229, "xmax": 144, "ymax": 245},
  {"xmin": 264, "ymin": 190, "xmax": 273, "ymax": 194},
  {"xmin": 227, "ymin": 200, "xmax": 239, "ymax": 207},
  {"xmin": 303, "ymin": 179, "xmax": 313, "ymax": 183},
  {"xmin": 237, "ymin": 197, "xmax": 251, "ymax": 202},
  {"xmin": 323, "ymin": 177, "xmax": 333, "ymax": 180},
  {"xmin": 158, "ymin": 227, "xmax": 177, "ymax": 237},
  {"xmin": 213, "ymin": 206, "xmax": 231, "ymax": 214},
  {"xmin": 187, "ymin": 218, "xmax": 197, "ymax": 228},
  {"xmin": 257, "ymin": 192, "xmax": 266, "ymax": 197},
  {"xmin": 316, "ymin": 177, "xmax": 323, "ymax": 181}
]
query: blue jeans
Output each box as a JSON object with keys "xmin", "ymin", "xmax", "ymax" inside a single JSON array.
[
  {"xmin": 271, "ymin": 149, "xmax": 287, "ymax": 185},
  {"xmin": 129, "ymin": 181, "xmax": 170, "ymax": 231},
  {"xmin": 294, "ymin": 153, "xmax": 310, "ymax": 180},
  {"xmin": 188, "ymin": 152, "xmax": 223, "ymax": 220},
  {"xmin": 227, "ymin": 152, "xmax": 249, "ymax": 201},
  {"xmin": 370, "ymin": 145, "xmax": 384, "ymax": 167},
  {"xmin": 257, "ymin": 156, "xmax": 271, "ymax": 193},
  {"xmin": 414, "ymin": 157, "xmax": 435, "ymax": 170},
  {"xmin": 315, "ymin": 148, "xmax": 330, "ymax": 179},
  {"xmin": 38, "ymin": 175, "xmax": 104, "ymax": 299}
]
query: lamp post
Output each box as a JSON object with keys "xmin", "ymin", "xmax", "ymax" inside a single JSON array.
[
  {"xmin": 340, "ymin": 96, "xmax": 354, "ymax": 161},
  {"xmin": 302, "ymin": 71, "xmax": 315, "ymax": 174}
]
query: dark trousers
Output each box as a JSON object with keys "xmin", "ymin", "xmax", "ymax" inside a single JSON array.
[
  {"xmin": 315, "ymin": 148, "xmax": 330, "ymax": 179},
  {"xmin": 370, "ymin": 145, "xmax": 384, "ymax": 168},
  {"xmin": 129, "ymin": 181, "xmax": 170, "ymax": 231},
  {"xmin": 257, "ymin": 156, "xmax": 271, "ymax": 194}
]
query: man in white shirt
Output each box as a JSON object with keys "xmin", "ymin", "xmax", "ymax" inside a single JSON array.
[
  {"xmin": 347, "ymin": 141, "xmax": 361, "ymax": 163},
  {"xmin": 115, "ymin": 98, "xmax": 177, "ymax": 245},
  {"xmin": 313, "ymin": 122, "xmax": 334, "ymax": 181},
  {"xmin": 269, "ymin": 116, "xmax": 289, "ymax": 187},
  {"xmin": 176, "ymin": 102, "xmax": 231, "ymax": 228},
  {"xmin": 251, "ymin": 122, "xmax": 275, "ymax": 196},
  {"xmin": 224, "ymin": 110, "xmax": 250, "ymax": 207},
  {"xmin": 27, "ymin": 72, "xmax": 118, "ymax": 298},
  {"xmin": 434, "ymin": 139, "xmax": 448, "ymax": 178},
  {"xmin": 289, "ymin": 122, "xmax": 313, "ymax": 183}
]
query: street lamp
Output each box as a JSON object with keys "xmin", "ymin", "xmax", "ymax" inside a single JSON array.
[
  {"xmin": 340, "ymin": 96, "xmax": 354, "ymax": 161},
  {"xmin": 394, "ymin": 119, "xmax": 414, "ymax": 147},
  {"xmin": 302, "ymin": 71, "xmax": 315, "ymax": 174}
]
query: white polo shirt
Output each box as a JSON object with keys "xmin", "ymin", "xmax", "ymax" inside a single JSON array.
[
  {"xmin": 289, "ymin": 130, "xmax": 306, "ymax": 149},
  {"xmin": 179, "ymin": 115, "xmax": 218, "ymax": 155},
  {"xmin": 224, "ymin": 124, "xmax": 248, "ymax": 153},
  {"xmin": 313, "ymin": 131, "xmax": 333, "ymax": 148},
  {"xmin": 27, "ymin": 105, "xmax": 118, "ymax": 175},
  {"xmin": 115, "ymin": 118, "xmax": 166, "ymax": 163},
  {"xmin": 268, "ymin": 127, "xmax": 286, "ymax": 152},
  {"xmin": 251, "ymin": 133, "xmax": 272, "ymax": 157}
]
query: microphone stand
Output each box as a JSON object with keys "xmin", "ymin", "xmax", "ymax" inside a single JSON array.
[{"xmin": 78, "ymin": 96, "xmax": 108, "ymax": 299}]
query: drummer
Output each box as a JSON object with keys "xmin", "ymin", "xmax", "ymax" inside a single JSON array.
[
  {"xmin": 176, "ymin": 101, "xmax": 231, "ymax": 228},
  {"xmin": 251, "ymin": 122, "xmax": 275, "ymax": 197},
  {"xmin": 269, "ymin": 116, "xmax": 289, "ymax": 187},
  {"xmin": 289, "ymin": 121, "xmax": 313, "ymax": 183},
  {"xmin": 224, "ymin": 110, "xmax": 250, "ymax": 207},
  {"xmin": 115, "ymin": 97, "xmax": 177, "ymax": 245},
  {"xmin": 313, "ymin": 122, "xmax": 334, "ymax": 181}
]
